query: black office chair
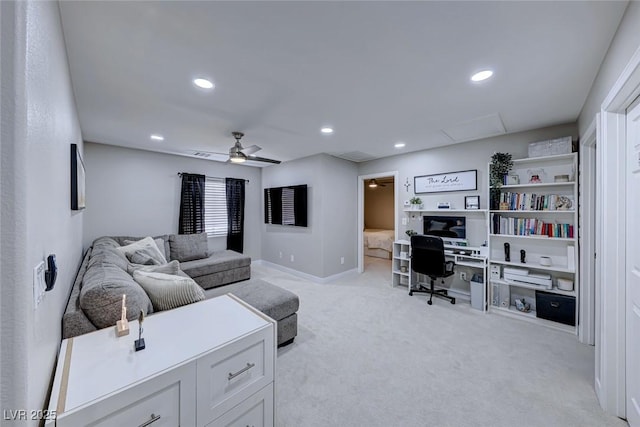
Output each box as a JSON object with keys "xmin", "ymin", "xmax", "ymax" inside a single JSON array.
[{"xmin": 409, "ymin": 235, "xmax": 456, "ymax": 305}]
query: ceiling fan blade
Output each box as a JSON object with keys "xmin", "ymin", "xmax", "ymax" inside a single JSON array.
[
  {"xmin": 241, "ymin": 145, "xmax": 261, "ymax": 155},
  {"xmin": 248, "ymin": 155, "xmax": 281, "ymax": 164}
]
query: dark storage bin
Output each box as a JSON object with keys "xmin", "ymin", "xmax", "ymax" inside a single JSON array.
[{"xmin": 535, "ymin": 291, "xmax": 575, "ymax": 326}]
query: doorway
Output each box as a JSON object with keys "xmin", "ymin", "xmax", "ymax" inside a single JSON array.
[
  {"xmin": 579, "ymin": 118, "xmax": 598, "ymax": 346},
  {"xmin": 596, "ymin": 47, "xmax": 640, "ymax": 419},
  {"xmin": 357, "ymin": 171, "xmax": 399, "ymax": 274}
]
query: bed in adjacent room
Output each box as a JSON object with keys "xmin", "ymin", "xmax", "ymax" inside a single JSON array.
[{"xmin": 363, "ymin": 229, "xmax": 395, "ymax": 259}]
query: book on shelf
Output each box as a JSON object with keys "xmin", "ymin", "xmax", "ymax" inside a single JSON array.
[
  {"xmin": 498, "ymin": 192, "xmax": 574, "ymax": 211},
  {"xmin": 490, "ymin": 213, "xmax": 574, "ymax": 238}
]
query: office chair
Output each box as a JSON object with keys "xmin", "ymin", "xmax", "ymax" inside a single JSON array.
[{"xmin": 409, "ymin": 235, "xmax": 456, "ymax": 305}]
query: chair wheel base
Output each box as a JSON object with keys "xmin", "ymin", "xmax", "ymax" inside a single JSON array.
[
  {"xmin": 409, "ymin": 291, "xmax": 413, "ymax": 296},
  {"xmin": 427, "ymin": 300, "xmax": 433, "ymax": 305},
  {"xmin": 451, "ymin": 299, "xmax": 456, "ymax": 304}
]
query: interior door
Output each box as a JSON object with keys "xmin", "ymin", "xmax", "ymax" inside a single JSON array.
[{"xmin": 626, "ymin": 97, "xmax": 640, "ymax": 426}]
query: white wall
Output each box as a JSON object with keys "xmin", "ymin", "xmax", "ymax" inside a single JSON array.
[
  {"xmin": 261, "ymin": 154, "xmax": 358, "ymax": 278},
  {"xmin": 0, "ymin": 1, "xmax": 84, "ymax": 420},
  {"xmin": 320, "ymin": 155, "xmax": 359, "ymax": 277},
  {"xmin": 579, "ymin": 1, "xmax": 640, "ymax": 135},
  {"xmin": 358, "ymin": 124, "xmax": 578, "ymax": 247},
  {"xmin": 576, "ymin": 1, "xmax": 640, "ymax": 417},
  {"xmin": 83, "ymin": 143, "xmax": 262, "ymax": 260}
]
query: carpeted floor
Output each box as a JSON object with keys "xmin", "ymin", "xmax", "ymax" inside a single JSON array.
[{"xmin": 251, "ymin": 256, "xmax": 627, "ymax": 427}]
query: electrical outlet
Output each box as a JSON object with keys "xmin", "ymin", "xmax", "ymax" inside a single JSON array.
[
  {"xmin": 340, "ymin": 257, "xmax": 345, "ymax": 265},
  {"xmin": 459, "ymin": 272, "xmax": 467, "ymax": 281},
  {"xmin": 401, "ymin": 217, "xmax": 407, "ymax": 226},
  {"xmin": 290, "ymin": 254, "xmax": 294, "ymax": 262},
  {"xmin": 33, "ymin": 261, "xmax": 46, "ymax": 308},
  {"xmin": 279, "ymin": 251, "xmax": 283, "ymax": 259}
]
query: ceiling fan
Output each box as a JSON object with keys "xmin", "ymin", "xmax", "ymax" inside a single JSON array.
[
  {"xmin": 368, "ymin": 178, "xmax": 386, "ymax": 188},
  {"xmin": 227, "ymin": 132, "xmax": 281, "ymax": 164}
]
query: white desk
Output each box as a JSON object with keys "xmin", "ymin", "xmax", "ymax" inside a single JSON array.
[
  {"xmin": 46, "ymin": 294, "xmax": 276, "ymax": 427},
  {"xmin": 392, "ymin": 240, "xmax": 489, "ymax": 311}
]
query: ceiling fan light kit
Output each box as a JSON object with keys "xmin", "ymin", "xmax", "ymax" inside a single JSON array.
[
  {"xmin": 229, "ymin": 152, "xmax": 247, "ymax": 163},
  {"xmin": 225, "ymin": 132, "xmax": 281, "ymax": 165}
]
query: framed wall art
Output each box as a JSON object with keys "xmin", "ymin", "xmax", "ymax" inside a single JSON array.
[
  {"xmin": 465, "ymin": 195, "xmax": 480, "ymax": 210},
  {"xmin": 71, "ymin": 143, "xmax": 86, "ymax": 210},
  {"xmin": 414, "ymin": 169, "xmax": 477, "ymax": 194}
]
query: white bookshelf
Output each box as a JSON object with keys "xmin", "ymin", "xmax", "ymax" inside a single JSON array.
[
  {"xmin": 391, "ymin": 240, "xmax": 412, "ymax": 288},
  {"xmin": 488, "ymin": 153, "xmax": 579, "ymax": 333}
]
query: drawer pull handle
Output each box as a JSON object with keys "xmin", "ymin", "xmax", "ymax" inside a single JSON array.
[
  {"xmin": 139, "ymin": 413, "xmax": 161, "ymax": 427},
  {"xmin": 228, "ymin": 362, "xmax": 256, "ymax": 381},
  {"xmin": 550, "ymin": 302, "xmax": 560, "ymax": 308}
]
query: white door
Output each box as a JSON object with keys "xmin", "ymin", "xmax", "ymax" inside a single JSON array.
[{"xmin": 626, "ymin": 97, "xmax": 640, "ymax": 426}]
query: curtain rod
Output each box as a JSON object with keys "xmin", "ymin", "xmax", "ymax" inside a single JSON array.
[{"xmin": 177, "ymin": 172, "xmax": 249, "ymax": 183}]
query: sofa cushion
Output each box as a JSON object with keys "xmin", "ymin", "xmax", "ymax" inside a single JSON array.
[
  {"xmin": 88, "ymin": 246, "xmax": 129, "ymax": 272},
  {"xmin": 169, "ymin": 233, "xmax": 209, "ymax": 262},
  {"xmin": 180, "ymin": 250, "xmax": 250, "ymax": 278},
  {"xmin": 133, "ymin": 271, "xmax": 205, "ymax": 311},
  {"xmin": 80, "ymin": 263, "xmax": 153, "ymax": 329},
  {"xmin": 203, "ymin": 279, "xmax": 299, "ymax": 322},
  {"xmin": 117, "ymin": 236, "xmax": 167, "ymax": 265}
]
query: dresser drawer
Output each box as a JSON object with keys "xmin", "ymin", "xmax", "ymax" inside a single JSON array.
[
  {"xmin": 58, "ymin": 364, "xmax": 196, "ymax": 427},
  {"xmin": 206, "ymin": 384, "xmax": 273, "ymax": 427},
  {"xmin": 197, "ymin": 325, "xmax": 274, "ymax": 425}
]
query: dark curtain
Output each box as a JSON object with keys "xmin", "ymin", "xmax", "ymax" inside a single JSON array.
[
  {"xmin": 178, "ymin": 173, "xmax": 205, "ymax": 234},
  {"xmin": 226, "ymin": 178, "xmax": 246, "ymax": 253}
]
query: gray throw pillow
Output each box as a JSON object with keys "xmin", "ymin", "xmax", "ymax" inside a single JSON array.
[
  {"xmin": 117, "ymin": 236, "xmax": 167, "ymax": 265},
  {"xmin": 132, "ymin": 271, "xmax": 205, "ymax": 311},
  {"xmin": 124, "ymin": 238, "xmax": 167, "ymax": 261},
  {"xmin": 169, "ymin": 233, "xmax": 209, "ymax": 262},
  {"xmin": 126, "ymin": 260, "xmax": 181, "ymax": 275}
]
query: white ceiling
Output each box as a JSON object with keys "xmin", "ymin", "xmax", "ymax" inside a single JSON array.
[{"xmin": 58, "ymin": 1, "xmax": 628, "ymax": 166}]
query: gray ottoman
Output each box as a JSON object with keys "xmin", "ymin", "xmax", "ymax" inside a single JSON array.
[{"xmin": 204, "ymin": 279, "xmax": 299, "ymax": 346}]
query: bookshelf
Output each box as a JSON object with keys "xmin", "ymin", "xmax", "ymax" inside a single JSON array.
[{"xmin": 488, "ymin": 152, "xmax": 579, "ymax": 333}]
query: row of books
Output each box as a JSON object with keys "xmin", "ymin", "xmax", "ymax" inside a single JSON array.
[
  {"xmin": 498, "ymin": 192, "xmax": 573, "ymax": 211},
  {"xmin": 491, "ymin": 214, "xmax": 574, "ymax": 238}
]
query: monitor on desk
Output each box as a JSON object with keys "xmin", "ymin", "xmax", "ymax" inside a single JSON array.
[{"xmin": 423, "ymin": 215, "xmax": 466, "ymax": 239}]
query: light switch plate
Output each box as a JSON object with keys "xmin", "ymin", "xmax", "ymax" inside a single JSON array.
[{"xmin": 33, "ymin": 261, "xmax": 46, "ymax": 308}]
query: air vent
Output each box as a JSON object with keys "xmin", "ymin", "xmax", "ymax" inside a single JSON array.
[
  {"xmin": 191, "ymin": 152, "xmax": 211, "ymax": 158},
  {"xmin": 442, "ymin": 113, "xmax": 506, "ymax": 143},
  {"xmin": 333, "ymin": 151, "xmax": 377, "ymax": 162}
]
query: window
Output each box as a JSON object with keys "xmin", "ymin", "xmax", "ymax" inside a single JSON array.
[
  {"xmin": 204, "ymin": 177, "xmax": 228, "ymax": 236},
  {"xmin": 281, "ymin": 187, "xmax": 295, "ymax": 225}
]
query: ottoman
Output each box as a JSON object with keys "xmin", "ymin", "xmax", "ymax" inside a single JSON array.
[{"xmin": 204, "ymin": 278, "xmax": 299, "ymax": 346}]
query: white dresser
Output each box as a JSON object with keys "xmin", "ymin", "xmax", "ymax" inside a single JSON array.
[{"xmin": 46, "ymin": 294, "xmax": 276, "ymax": 427}]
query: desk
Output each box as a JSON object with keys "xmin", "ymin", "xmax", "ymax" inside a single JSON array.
[{"xmin": 392, "ymin": 240, "xmax": 488, "ymax": 311}]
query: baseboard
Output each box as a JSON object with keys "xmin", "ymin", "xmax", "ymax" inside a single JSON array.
[{"xmin": 252, "ymin": 260, "xmax": 358, "ymax": 284}]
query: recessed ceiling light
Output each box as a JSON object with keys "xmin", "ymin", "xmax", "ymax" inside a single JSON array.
[
  {"xmin": 394, "ymin": 142, "xmax": 406, "ymax": 148},
  {"xmin": 193, "ymin": 78, "xmax": 214, "ymax": 89},
  {"xmin": 320, "ymin": 127, "xmax": 334, "ymax": 134},
  {"xmin": 150, "ymin": 134, "xmax": 164, "ymax": 141},
  {"xmin": 471, "ymin": 70, "xmax": 493, "ymax": 82}
]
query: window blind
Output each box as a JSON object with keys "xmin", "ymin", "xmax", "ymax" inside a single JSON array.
[
  {"xmin": 204, "ymin": 177, "xmax": 228, "ymax": 237},
  {"xmin": 282, "ymin": 187, "xmax": 295, "ymax": 225}
]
